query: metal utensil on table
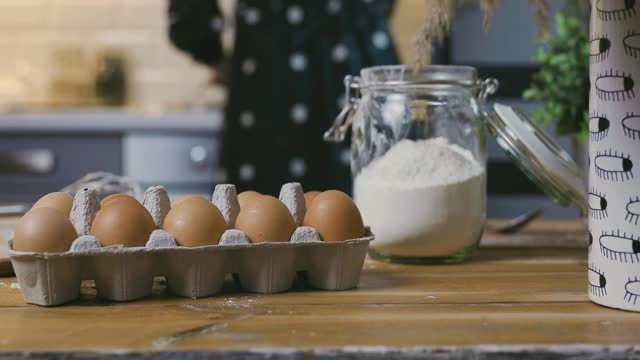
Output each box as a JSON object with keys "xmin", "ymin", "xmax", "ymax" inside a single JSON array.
[
  {"xmin": 486, "ymin": 207, "xmax": 545, "ymax": 234},
  {"xmin": 59, "ymin": 171, "xmax": 142, "ymax": 199},
  {"xmin": 0, "ymin": 172, "xmax": 142, "ymax": 216}
]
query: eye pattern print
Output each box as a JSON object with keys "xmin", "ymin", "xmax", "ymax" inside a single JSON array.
[
  {"xmin": 595, "ymin": 69, "xmax": 635, "ymax": 101},
  {"xmin": 622, "ymin": 113, "xmax": 640, "ymax": 140},
  {"xmin": 588, "ymin": 265, "xmax": 607, "ymax": 297},
  {"xmin": 596, "ymin": 0, "xmax": 637, "ymax": 21},
  {"xmin": 589, "ymin": 113, "xmax": 610, "ymax": 141},
  {"xmin": 600, "ymin": 230, "xmax": 640, "ymax": 263},
  {"xmin": 590, "ymin": 0, "xmax": 640, "ymax": 310},
  {"xmin": 590, "ymin": 34, "xmax": 612, "ymax": 63},
  {"xmin": 626, "ymin": 196, "xmax": 640, "ymax": 225},
  {"xmin": 624, "ymin": 31, "xmax": 640, "ymax": 59},
  {"xmin": 625, "ymin": 277, "xmax": 640, "ymax": 305},
  {"xmin": 589, "ymin": 189, "xmax": 609, "ymax": 219},
  {"xmin": 594, "ymin": 149, "xmax": 634, "ymax": 181}
]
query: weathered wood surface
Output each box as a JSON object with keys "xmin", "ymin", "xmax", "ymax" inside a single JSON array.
[{"xmin": 0, "ymin": 218, "xmax": 638, "ymax": 359}]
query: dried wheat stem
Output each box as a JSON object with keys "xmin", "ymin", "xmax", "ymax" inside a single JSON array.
[
  {"xmin": 411, "ymin": 0, "xmax": 453, "ymax": 69},
  {"xmin": 479, "ymin": 0, "xmax": 500, "ymax": 32},
  {"xmin": 528, "ymin": 0, "xmax": 552, "ymax": 37}
]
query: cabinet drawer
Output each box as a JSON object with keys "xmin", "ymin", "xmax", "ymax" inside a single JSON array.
[
  {"xmin": 123, "ymin": 133, "xmax": 219, "ymax": 185},
  {"xmin": 0, "ymin": 135, "xmax": 121, "ymax": 202}
]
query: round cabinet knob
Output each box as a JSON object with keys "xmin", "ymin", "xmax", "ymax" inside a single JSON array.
[{"xmin": 189, "ymin": 145, "xmax": 208, "ymax": 167}]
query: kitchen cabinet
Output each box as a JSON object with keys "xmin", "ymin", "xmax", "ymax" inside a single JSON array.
[
  {"xmin": 0, "ymin": 135, "xmax": 121, "ymax": 201},
  {"xmin": 0, "ymin": 109, "xmax": 222, "ymax": 202}
]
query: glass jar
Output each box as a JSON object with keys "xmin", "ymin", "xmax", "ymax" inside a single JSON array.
[
  {"xmin": 325, "ymin": 65, "xmax": 498, "ymax": 264},
  {"xmin": 327, "ymin": 65, "xmax": 588, "ymax": 265}
]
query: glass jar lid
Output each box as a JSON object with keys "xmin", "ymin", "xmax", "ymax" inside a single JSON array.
[
  {"xmin": 489, "ymin": 104, "xmax": 587, "ymax": 212},
  {"xmin": 360, "ymin": 64, "xmax": 479, "ymax": 88}
]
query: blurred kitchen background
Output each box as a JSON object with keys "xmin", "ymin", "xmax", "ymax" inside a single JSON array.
[{"xmin": 0, "ymin": 0, "xmax": 581, "ymax": 218}]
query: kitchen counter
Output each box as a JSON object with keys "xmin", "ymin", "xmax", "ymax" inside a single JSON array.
[
  {"xmin": 0, "ymin": 219, "xmax": 638, "ymax": 359},
  {"xmin": 0, "ymin": 109, "xmax": 224, "ymax": 202},
  {"xmin": 0, "ymin": 109, "xmax": 223, "ymax": 133}
]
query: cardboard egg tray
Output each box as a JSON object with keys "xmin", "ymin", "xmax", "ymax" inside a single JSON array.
[{"xmin": 8, "ymin": 183, "xmax": 373, "ymax": 306}]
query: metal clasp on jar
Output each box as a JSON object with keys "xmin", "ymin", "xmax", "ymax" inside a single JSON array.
[
  {"xmin": 323, "ymin": 75, "xmax": 361, "ymax": 143},
  {"xmin": 324, "ymin": 75, "xmax": 499, "ymax": 143},
  {"xmin": 477, "ymin": 77, "xmax": 499, "ymax": 104}
]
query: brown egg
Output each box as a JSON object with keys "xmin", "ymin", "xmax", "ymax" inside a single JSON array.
[
  {"xmin": 163, "ymin": 196, "xmax": 227, "ymax": 247},
  {"xmin": 172, "ymin": 194, "xmax": 207, "ymax": 208},
  {"xmin": 90, "ymin": 198, "xmax": 155, "ymax": 247},
  {"xmin": 303, "ymin": 191, "xmax": 321, "ymax": 207},
  {"xmin": 235, "ymin": 195, "xmax": 296, "ymax": 243},
  {"xmin": 303, "ymin": 190, "xmax": 365, "ymax": 242},
  {"xmin": 101, "ymin": 193, "xmax": 135, "ymax": 207},
  {"xmin": 238, "ymin": 191, "xmax": 261, "ymax": 208},
  {"xmin": 32, "ymin": 192, "xmax": 73, "ymax": 216},
  {"xmin": 13, "ymin": 207, "xmax": 77, "ymax": 252}
]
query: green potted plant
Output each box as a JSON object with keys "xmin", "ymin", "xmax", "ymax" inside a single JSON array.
[{"xmin": 522, "ymin": 5, "xmax": 589, "ymax": 170}]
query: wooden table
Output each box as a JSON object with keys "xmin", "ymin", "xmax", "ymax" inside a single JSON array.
[{"xmin": 1, "ymin": 218, "xmax": 639, "ymax": 359}]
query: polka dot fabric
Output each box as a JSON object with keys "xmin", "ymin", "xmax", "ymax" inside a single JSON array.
[{"xmin": 169, "ymin": 0, "xmax": 398, "ymax": 195}]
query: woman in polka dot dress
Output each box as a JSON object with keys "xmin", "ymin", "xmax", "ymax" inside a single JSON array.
[{"xmin": 169, "ymin": 0, "xmax": 398, "ymax": 195}]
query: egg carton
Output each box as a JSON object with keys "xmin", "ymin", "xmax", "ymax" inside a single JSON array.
[{"xmin": 8, "ymin": 183, "xmax": 373, "ymax": 306}]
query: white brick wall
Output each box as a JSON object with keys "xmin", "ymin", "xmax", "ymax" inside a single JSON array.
[{"xmin": 0, "ymin": 0, "xmax": 223, "ymax": 110}]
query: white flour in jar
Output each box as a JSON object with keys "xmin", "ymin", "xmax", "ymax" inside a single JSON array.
[{"xmin": 354, "ymin": 137, "xmax": 486, "ymax": 257}]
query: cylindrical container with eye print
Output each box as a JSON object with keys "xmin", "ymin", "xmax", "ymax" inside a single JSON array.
[{"xmin": 589, "ymin": 0, "xmax": 640, "ymax": 311}]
